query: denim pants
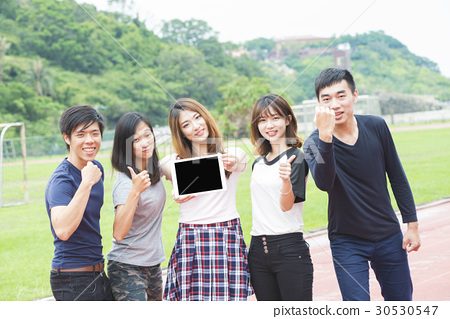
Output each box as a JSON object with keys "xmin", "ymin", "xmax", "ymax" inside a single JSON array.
[
  {"xmin": 50, "ymin": 269, "xmax": 113, "ymax": 301},
  {"xmin": 248, "ymin": 232, "xmax": 313, "ymax": 301},
  {"xmin": 330, "ymin": 231, "xmax": 413, "ymax": 301}
]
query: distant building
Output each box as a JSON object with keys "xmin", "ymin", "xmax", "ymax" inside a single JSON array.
[
  {"xmin": 228, "ymin": 48, "xmax": 251, "ymax": 58},
  {"xmin": 275, "ymin": 35, "xmax": 330, "ymax": 46},
  {"xmin": 334, "ymin": 43, "xmax": 352, "ymax": 71},
  {"xmin": 272, "ymin": 35, "xmax": 331, "ymax": 60},
  {"xmin": 231, "ymin": 35, "xmax": 352, "ymax": 68}
]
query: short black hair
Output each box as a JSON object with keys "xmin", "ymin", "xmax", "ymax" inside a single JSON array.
[
  {"xmin": 315, "ymin": 68, "xmax": 356, "ymax": 99},
  {"xmin": 111, "ymin": 112, "xmax": 161, "ymax": 184},
  {"xmin": 59, "ymin": 105, "xmax": 105, "ymax": 151}
]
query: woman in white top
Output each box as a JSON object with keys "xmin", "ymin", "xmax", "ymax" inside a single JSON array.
[
  {"xmin": 161, "ymin": 98, "xmax": 253, "ymax": 301},
  {"xmin": 249, "ymin": 94, "xmax": 313, "ymax": 300},
  {"xmin": 107, "ymin": 112, "xmax": 166, "ymax": 301}
]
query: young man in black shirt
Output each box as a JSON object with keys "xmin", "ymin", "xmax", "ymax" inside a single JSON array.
[{"xmin": 304, "ymin": 68, "xmax": 421, "ymax": 301}]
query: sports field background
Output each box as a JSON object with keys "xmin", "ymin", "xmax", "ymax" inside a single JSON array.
[{"xmin": 0, "ymin": 124, "xmax": 449, "ymax": 300}]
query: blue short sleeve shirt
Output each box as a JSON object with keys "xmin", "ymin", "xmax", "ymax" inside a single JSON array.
[{"xmin": 45, "ymin": 159, "xmax": 104, "ymax": 269}]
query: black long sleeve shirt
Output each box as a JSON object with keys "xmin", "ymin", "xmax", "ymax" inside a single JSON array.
[{"xmin": 304, "ymin": 115, "xmax": 417, "ymax": 242}]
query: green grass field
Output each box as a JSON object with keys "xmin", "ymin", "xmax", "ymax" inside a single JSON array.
[{"xmin": 0, "ymin": 126, "xmax": 449, "ymax": 300}]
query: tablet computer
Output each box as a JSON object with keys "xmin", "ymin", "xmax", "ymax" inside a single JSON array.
[{"xmin": 171, "ymin": 154, "xmax": 227, "ymax": 196}]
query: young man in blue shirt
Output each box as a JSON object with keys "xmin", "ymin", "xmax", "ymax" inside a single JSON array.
[
  {"xmin": 45, "ymin": 105, "xmax": 113, "ymax": 301},
  {"xmin": 304, "ymin": 68, "xmax": 421, "ymax": 301}
]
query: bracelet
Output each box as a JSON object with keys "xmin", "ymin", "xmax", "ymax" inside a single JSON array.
[{"xmin": 280, "ymin": 187, "xmax": 292, "ymax": 196}]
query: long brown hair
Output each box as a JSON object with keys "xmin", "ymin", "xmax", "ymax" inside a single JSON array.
[
  {"xmin": 168, "ymin": 98, "xmax": 231, "ymax": 178},
  {"xmin": 250, "ymin": 93, "xmax": 302, "ymax": 156}
]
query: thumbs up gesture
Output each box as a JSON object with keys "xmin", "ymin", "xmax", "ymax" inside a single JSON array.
[
  {"xmin": 128, "ymin": 166, "xmax": 151, "ymax": 194},
  {"xmin": 279, "ymin": 154, "xmax": 296, "ymax": 181}
]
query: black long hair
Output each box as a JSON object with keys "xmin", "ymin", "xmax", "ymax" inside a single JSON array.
[{"xmin": 111, "ymin": 112, "xmax": 161, "ymax": 184}]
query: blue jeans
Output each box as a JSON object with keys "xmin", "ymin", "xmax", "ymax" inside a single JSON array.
[
  {"xmin": 50, "ymin": 270, "xmax": 113, "ymax": 301},
  {"xmin": 248, "ymin": 232, "xmax": 313, "ymax": 301},
  {"xmin": 330, "ymin": 231, "xmax": 412, "ymax": 301}
]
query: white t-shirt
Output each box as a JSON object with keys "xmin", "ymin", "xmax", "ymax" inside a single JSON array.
[
  {"xmin": 178, "ymin": 171, "xmax": 240, "ymax": 224},
  {"xmin": 250, "ymin": 148, "xmax": 308, "ymax": 236}
]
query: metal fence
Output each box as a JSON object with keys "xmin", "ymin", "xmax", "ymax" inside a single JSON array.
[
  {"xmin": 1, "ymin": 126, "xmax": 172, "ymax": 160},
  {"xmin": 0, "ymin": 125, "xmax": 172, "ymax": 207}
]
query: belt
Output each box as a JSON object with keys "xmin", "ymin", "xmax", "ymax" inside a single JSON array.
[{"xmin": 52, "ymin": 262, "xmax": 104, "ymax": 273}]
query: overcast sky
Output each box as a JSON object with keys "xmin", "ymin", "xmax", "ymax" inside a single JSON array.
[{"xmin": 77, "ymin": 0, "xmax": 450, "ymax": 78}]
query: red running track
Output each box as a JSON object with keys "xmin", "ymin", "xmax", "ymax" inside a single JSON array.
[{"xmin": 307, "ymin": 198, "xmax": 450, "ymax": 301}]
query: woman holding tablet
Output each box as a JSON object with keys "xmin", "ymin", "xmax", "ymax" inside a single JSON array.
[
  {"xmin": 107, "ymin": 112, "xmax": 166, "ymax": 300},
  {"xmin": 161, "ymin": 98, "xmax": 253, "ymax": 301},
  {"xmin": 248, "ymin": 94, "xmax": 313, "ymax": 300}
]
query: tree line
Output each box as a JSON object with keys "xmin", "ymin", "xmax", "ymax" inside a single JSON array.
[{"xmin": 1, "ymin": 0, "xmax": 449, "ymax": 137}]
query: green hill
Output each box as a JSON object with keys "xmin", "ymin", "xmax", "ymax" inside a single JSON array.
[{"xmin": 1, "ymin": 0, "xmax": 449, "ymax": 137}]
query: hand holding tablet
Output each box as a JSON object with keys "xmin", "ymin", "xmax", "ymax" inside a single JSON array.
[
  {"xmin": 171, "ymin": 189, "xmax": 197, "ymax": 203},
  {"xmin": 222, "ymin": 151, "xmax": 238, "ymax": 172},
  {"xmin": 171, "ymin": 154, "xmax": 228, "ymax": 197}
]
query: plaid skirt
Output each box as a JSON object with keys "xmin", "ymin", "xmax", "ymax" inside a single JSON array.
[{"xmin": 163, "ymin": 218, "xmax": 253, "ymax": 301}]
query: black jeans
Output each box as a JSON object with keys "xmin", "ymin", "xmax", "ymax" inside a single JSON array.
[
  {"xmin": 50, "ymin": 269, "xmax": 113, "ymax": 301},
  {"xmin": 248, "ymin": 232, "xmax": 313, "ymax": 301}
]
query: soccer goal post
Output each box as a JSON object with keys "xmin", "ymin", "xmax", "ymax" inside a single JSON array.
[{"xmin": 0, "ymin": 122, "xmax": 28, "ymax": 207}]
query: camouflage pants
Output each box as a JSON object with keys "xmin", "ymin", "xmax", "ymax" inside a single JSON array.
[{"xmin": 107, "ymin": 261, "xmax": 162, "ymax": 301}]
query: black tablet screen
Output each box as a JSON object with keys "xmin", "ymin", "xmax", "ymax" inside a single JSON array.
[{"xmin": 174, "ymin": 156, "xmax": 224, "ymax": 195}]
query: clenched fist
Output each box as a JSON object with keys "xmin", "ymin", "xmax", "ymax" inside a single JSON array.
[{"xmin": 81, "ymin": 161, "xmax": 102, "ymax": 187}]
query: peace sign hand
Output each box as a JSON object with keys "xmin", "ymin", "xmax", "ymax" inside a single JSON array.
[{"xmin": 222, "ymin": 152, "xmax": 237, "ymax": 172}]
